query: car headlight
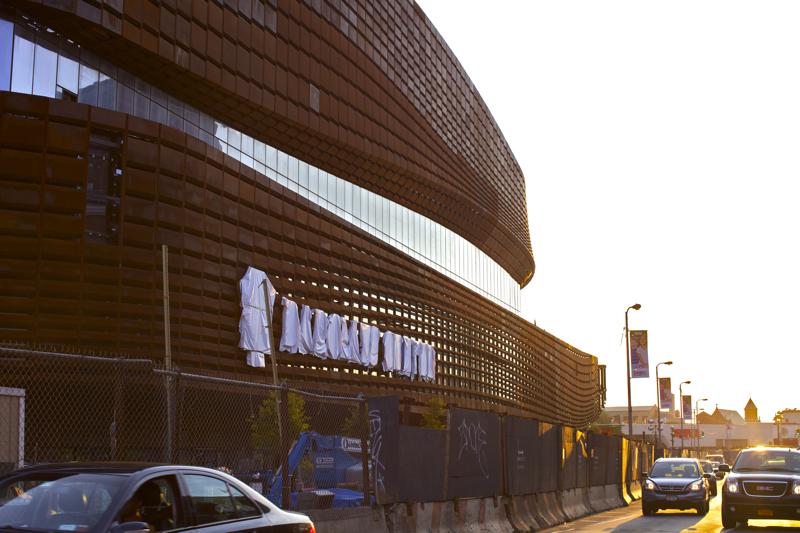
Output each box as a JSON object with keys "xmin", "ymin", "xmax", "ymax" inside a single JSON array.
[
  {"xmin": 727, "ymin": 480, "xmax": 738, "ymax": 493},
  {"xmin": 691, "ymin": 480, "xmax": 703, "ymax": 491},
  {"xmin": 793, "ymin": 482, "xmax": 800, "ymax": 496},
  {"xmin": 645, "ymin": 479, "xmax": 656, "ymax": 491}
]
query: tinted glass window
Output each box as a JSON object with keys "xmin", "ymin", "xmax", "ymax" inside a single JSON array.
[
  {"xmin": 734, "ymin": 450, "xmax": 800, "ymax": 473},
  {"xmin": 650, "ymin": 461, "xmax": 700, "ymax": 478},
  {"xmin": 228, "ymin": 484, "xmax": 260, "ymax": 519},
  {"xmin": 0, "ymin": 472, "xmax": 125, "ymax": 532},
  {"xmin": 184, "ymin": 474, "xmax": 237, "ymax": 525},
  {"xmin": 117, "ymin": 476, "xmax": 182, "ymax": 532}
]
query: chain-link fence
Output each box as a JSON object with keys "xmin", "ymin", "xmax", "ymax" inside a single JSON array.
[{"xmin": 0, "ymin": 344, "xmax": 369, "ymax": 516}]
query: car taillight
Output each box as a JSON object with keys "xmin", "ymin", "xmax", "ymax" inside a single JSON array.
[{"xmin": 308, "ymin": 522, "xmax": 316, "ymax": 533}]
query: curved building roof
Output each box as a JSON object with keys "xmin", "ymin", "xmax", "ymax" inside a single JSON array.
[{"xmin": 20, "ymin": 0, "xmax": 535, "ymax": 284}]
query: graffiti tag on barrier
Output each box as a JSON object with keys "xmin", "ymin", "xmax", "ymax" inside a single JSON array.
[
  {"xmin": 368, "ymin": 408, "xmax": 386, "ymax": 495},
  {"xmin": 457, "ymin": 417, "xmax": 489, "ymax": 478}
]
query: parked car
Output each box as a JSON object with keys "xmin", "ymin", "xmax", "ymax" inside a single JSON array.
[
  {"xmin": 0, "ymin": 463, "xmax": 315, "ymax": 533},
  {"xmin": 699, "ymin": 460, "xmax": 719, "ymax": 497},
  {"xmin": 642, "ymin": 457, "xmax": 713, "ymax": 515},
  {"xmin": 720, "ymin": 447, "xmax": 800, "ymax": 529}
]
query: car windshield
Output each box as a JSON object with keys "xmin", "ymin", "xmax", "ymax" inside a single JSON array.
[
  {"xmin": 0, "ymin": 472, "xmax": 127, "ymax": 532},
  {"xmin": 734, "ymin": 450, "xmax": 800, "ymax": 473},
  {"xmin": 650, "ymin": 461, "xmax": 700, "ymax": 478},
  {"xmin": 700, "ymin": 462, "xmax": 714, "ymax": 474}
]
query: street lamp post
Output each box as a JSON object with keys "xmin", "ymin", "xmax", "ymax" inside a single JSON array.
[
  {"xmin": 625, "ymin": 303, "xmax": 642, "ymax": 437},
  {"xmin": 679, "ymin": 380, "xmax": 691, "ymax": 455},
  {"xmin": 694, "ymin": 398, "xmax": 708, "ymax": 454},
  {"xmin": 655, "ymin": 361, "xmax": 673, "ymax": 453}
]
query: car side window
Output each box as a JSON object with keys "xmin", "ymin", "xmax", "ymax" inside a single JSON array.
[
  {"xmin": 228, "ymin": 484, "xmax": 260, "ymax": 519},
  {"xmin": 117, "ymin": 476, "xmax": 182, "ymax": 532},
  {"xmin": 183, "ymin": 475, "xmax": 238, "ymax": 525}
]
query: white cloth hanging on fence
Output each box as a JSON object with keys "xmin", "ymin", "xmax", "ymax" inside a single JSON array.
[
  {"xmin": 238, "ymin": 267, "xmax": 277, "ymax": 368},
  {"xmin": 326, "ymin": 313, "xmax": 344, "ymax": 360},
  {"xmin": 358, "ymin": 322, "xmax": 372, "ymax": 366},
  {"xmin": 413, "ymin": 341, "xmax": 425, "ymax": 379},
  {"xmin": 401, "ymin": 337, "xmax": 416, "ymax": 377},
  {"xmin": 311, "ymin": 309, "xmax": 328, "ymax": 358},
  {"xmin": 427, "ymin": 345, "xmax": 436, "ymax": 382},
  {"xmin": 369, "ymin": 326, "xmax": 380, "ymax": 368},
  {"xmin": 298, "ymin": 305, "xmax": 314, "ymax": 355},
  {"xmin": 345, "ymin": 320, "xmax": 361, "ymax": 364},
  {"xmin": 279, "ymin": 297, "xmax": 300, "ymax": 354},
  {"xmin": 382, "ymin": 331, "xmax": 396, "ymax": 372}
]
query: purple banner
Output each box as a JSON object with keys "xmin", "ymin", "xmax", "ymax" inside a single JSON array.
[
  {"xmin": 659, "ymin": 377, "xmax": 672, "ymax": 410},
  {"xmin": 682, "ymin": 395, "xmax": 692, "ymax": 421},
  {"xmin": 629, "ymin": 330, "xmax": 649, "ymax": 378}
]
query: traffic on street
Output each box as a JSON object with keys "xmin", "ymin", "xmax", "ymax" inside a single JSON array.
[{"xmin": 542, "ymin": 481, "xmax": 800, "ymax": 532}]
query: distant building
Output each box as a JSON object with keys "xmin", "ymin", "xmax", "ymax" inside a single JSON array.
[
  {"xmin": 603, "ymin": 405, "xmax": 659, "ymax": 425},
  {"xmin": 697, "ymin": 407, "xmax": 746, "ymax": 427},
  {"xmin": 745, "ymin": 398, "xmax": 759, "ymax": 423},
  {"xmin": 778, "ymin": 409, "xmax": 800, "ymax": 424}
]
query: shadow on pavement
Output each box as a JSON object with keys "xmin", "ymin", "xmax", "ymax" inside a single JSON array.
[{"xmin": 609, "ymin": 510, "xmax": 705, "ymax": 532}]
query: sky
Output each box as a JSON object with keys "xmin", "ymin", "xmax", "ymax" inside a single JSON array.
[{"xmin": 416, "ymin": 0, "xmax": 800, "ymax": 421}]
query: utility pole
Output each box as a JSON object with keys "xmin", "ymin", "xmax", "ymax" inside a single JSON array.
[
  {"xmin": 625, "ymin": 303, "xmax": 641, "ymax": 437},
  {"xmin": 679, "ymin": 380, "xmax": 691, "ymax": 456},
  {"xmin": 655, "ymin": 361, "xmax": 673, "ymax": 453}
]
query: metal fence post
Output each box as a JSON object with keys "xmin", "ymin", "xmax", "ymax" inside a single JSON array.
[
  {"xmin": 280, "ymin": 386, "xmax": 290, "ymax": 508},
  {"xmin": 359, "ymin": 396, "xmax": 370, "ymax": 507},
  {"xmin": 162, "ymin": 245, "xmax": 175, "ymax": 463}
]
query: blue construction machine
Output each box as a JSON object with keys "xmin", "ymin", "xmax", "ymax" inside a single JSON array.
[{"xmin": 265, "ymin": 431, "xmax": 369, "ymax": 509}]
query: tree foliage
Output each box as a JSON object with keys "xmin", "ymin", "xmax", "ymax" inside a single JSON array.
[
  {"xmin": 250, "ymin": 391, "xmax": 310, "ymax": 451},
  {"xmin": 420, "ymin": 397, "xmax": 447, "ymax": 430},
  {"xmin": 339, "ymin": 405, "xmax": 366, "ymax": 437}
]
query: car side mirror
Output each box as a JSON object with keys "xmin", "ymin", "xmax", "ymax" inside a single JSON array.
[
  {"xmin": 641, "ymin": 471, "xmax": 649, "ymax": 479},
  {"xmin": 109, "ymin": 522, "xmax": 151, "ymax": 533},
  {"xmin": 715, "ymin": 471, "xmax": 725, "ymax": 480},
  {"xmin": 717, "ymin": 464, "xmax": 730, "ymax": 473},
  {"xmin": 703, "ymin": 473, "xmax": 714, "ymax": 480}
]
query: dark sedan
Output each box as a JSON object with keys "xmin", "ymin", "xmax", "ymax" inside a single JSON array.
[
  {"xmin": 0, "ymin": 463, "xmax": 315, "ymax": 533},
  {"xmin": 720, "ymin": 447, "xmax": 800, "ymax": 529},
  {"xmin": 699, "ymin": 460, "xmax": 718, "ymax": 497},
  {"xmin": 642, "ymin": 458, "xmax": 713, "ymax": 515}
]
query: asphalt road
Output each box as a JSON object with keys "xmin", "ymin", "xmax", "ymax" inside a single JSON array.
[{"xmin": 541, "ymin": 483, "xmax": 800, "ymax": 533}]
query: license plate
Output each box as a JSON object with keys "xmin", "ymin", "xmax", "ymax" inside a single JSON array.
[
  {"xmin": 757, "ymin": 509, "xmax": 774, "ymax": 517},
  {"xmin": 666, "ymin": 496, "xmax": 677, "ymax": 502}
]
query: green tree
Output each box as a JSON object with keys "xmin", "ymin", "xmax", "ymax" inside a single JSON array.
[
  {"xmin": 250, "ymin": 391, "xmax": 310, "ymax": 457},
  {"xmin": 421, "ymin": 397, "xmax": 447, "ymax": 430},
  {"xmin": 339, "ymin": 405, "xmax": 366, "ymax": 437}
]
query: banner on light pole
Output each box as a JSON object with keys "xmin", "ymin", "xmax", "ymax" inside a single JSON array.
[
  {"xmin": 629, "ymin": 330, "xmax": 649, "ymax": 378},
  {"xmin": 659, "ymin": 377, "xmax": 673, "ymax": 410},
  {"xmin": 682, "ymin": 395, "xmax": 692, "ymax": 421}
]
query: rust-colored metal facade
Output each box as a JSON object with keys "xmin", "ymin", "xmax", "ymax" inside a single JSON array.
[{"xmin": 0, "ymin": 1, "xmax": 602, "ymax": 426}]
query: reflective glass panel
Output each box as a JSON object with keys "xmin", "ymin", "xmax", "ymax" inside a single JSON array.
[
  {"xmin": 0, "ymin": 19, "xmax": 12, "ymax": 91},
  {"xmin": 32, "ymin": 44, "xmax": 56, "ymax": 97},
  {"xmin": 10, "ymin": 35, "xmax": 34, "ymax": 94}
]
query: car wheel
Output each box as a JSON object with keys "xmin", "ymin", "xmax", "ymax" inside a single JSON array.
[
  {"xmin": 721, "ymin": 508, "xmax": 737, "ymax": 529},
  {"xmin": 642, "ymin": 503, "xmax": 653, "ymax": 516},
  {"xmin": 697, "ymin": 502, "xmax": 708, "ymax": 515}
]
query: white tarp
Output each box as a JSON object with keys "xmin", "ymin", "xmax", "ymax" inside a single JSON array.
[
  {"xmin": 279, "ymin": 297, "xmax": 300, "ymax": 354},
  {"xmin": 298, "ymin": 304, "xmax": 314, "ymax": 355},
  {"xmin": 238, "ymin": 266, "xmax": 276, "ymax": 368}
]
